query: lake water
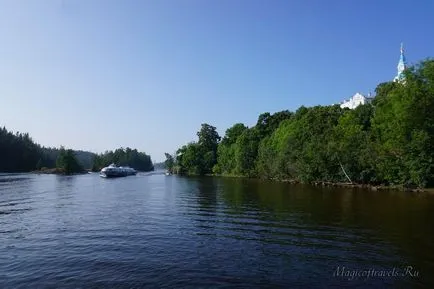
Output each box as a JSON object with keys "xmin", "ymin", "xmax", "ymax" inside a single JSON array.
[{"xmin": 1, "ymin": 172, "xmax": 433, "ymax": 288}]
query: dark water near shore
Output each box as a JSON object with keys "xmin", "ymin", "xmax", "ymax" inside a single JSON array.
[{"xmin": 1, "ymin": 172, "xmax": 433, "ymax": 288}]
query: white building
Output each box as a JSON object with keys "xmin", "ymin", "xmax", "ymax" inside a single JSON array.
[
  {"xmin": 339, "ymin": 92, "xmax": 373, "ymax": 109},
  {"xmin": 339, "ymin": 44, "xmax": 406, "ymax": 109}
]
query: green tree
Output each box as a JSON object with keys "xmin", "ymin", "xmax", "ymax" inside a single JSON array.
[
  {"xmin": 0, "ymin": 127, "xmax": 44, "ymax": 172},
  {"xmin": 91, "ymin": 148, "xmax": 153, "ymax": 172},
  {"xmin": 220, "ymin": 123, "xmax": 247, "ymax": 146},
  {"xmin": 196, "ymin": 123, "xmax": 221, "ymax": 174},
  {"xmin": 215, "ymin": 123, "xmax": 248, "ymax": 175},
  {"xmin": 329, "ymin": 104, "xmax": 376, "ymax": 183},
  {"xmin": 164, "ymin": 153, "xmax": 175, "ymax": 172},
  {"xmin": 56, "ymin": 147, "xmax": 83, "ymax": 175},
  {"xmin": 172, "ymin": 58, "xmax": 434, "ymax": 188},
  {"xmin": 197, "ymin": 123, "xmax": 221, "ymax": 153},
  {"xmin": 177, "ymin": 142, "xmax": 203, "ymax": 175},
  {"xmin": 234, "ymin": 128, "xmax": 260, "ymax": 177},
  {"xmin": 371, "ymin": 59, "xmax": 434, "ymax": 187},
  {"xmin": 256, "ymin": 110, "xmax": 292, "ymax": 139}
]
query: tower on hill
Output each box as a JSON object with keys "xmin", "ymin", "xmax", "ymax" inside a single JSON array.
[
  {"xmin": 339, "ymin": 43, "xmax": 407, "ymax": 109},
  {"xmin": 393, "ymin": 43, "xmax": 407, "ymax": 83}
]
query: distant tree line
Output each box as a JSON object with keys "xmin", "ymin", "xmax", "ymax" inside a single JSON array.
[
  {"xmin": 153, "ymin": 162, "xmax": 166, "ymax": 170},
  {"xmin": 0, "ymin": 129, "xmax": 42, "ymax": 172},
  {"xmin": 92, "ymin": 147, "xmax": 154, "ymax": 172},
  {"xmin": 38, "ymin": 147, "xmax": 95, "ymax": 169},
  {"xmin": 0, "ymin": 128, "xmax": 154, "ymax": 174},
  {"xmin": 166, "ymin": 59, "xmax": 434, "ymax": 188},
  {"xmin": 55, "ymin": 147, "xmax": 85, "ymax": 175}
]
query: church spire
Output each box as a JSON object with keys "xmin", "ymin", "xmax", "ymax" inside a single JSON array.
[{"xmin": 394, "ymin": 43, "xmax": 406, "ymax": 82}]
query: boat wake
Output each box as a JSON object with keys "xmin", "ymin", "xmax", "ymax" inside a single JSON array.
[{"xmin": 139, "ymin": 170, "xmax": 167, "ymax": 177}]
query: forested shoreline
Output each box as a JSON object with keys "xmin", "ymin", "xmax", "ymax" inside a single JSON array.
[
  {"xmin": 0, "ymin": 128, "xmax": 154, "ymax": 174},
  {"xmin": 92, "ymin": 148, "xmax": 154, "ymax": 172},
  {"xmin": 166, "ymin": 59, "xmax": 434, "ymax": 189}
]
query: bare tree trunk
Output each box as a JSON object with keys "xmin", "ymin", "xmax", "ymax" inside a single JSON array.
[{"xmin": 339, "ymin": 161, "xmax": 352, "ymax": 184}]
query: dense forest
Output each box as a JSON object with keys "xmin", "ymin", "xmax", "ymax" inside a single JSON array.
[
  {"xmin": 0, "ymin": 129, "xmax": 42, "ymax": 172},
  {"xmin": 39, "ymin": 147, "xmax": 95, "ymax": 169},
  {"xmin": 91, "ymin": 148, "xmax": 154, "ymax": 172},
  {"xmin": 0, "ymin": 128, "xmax": 154, "ymax": 174},
  {"xmin": 55, "ymin": 147, "xmax": 86, "ymax": 175},
  {"xmin": 166, "ymin": 59, "xmax": 434, "ymax": 188}
]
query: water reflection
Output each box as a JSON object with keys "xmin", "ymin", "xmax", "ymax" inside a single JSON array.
[
  {"xmin": 183, "ymin": 177, "xmax": 219, "ymax": 236},
  {"xmin": 216, "ymin": 178, "xmax": 434, "ymax": 287},
  {"xmin": 55, "ymin": 175, "xmax": 77, "ymax": 191},
  {"xmin": 195, "ymin": 177, "xmax": 218, "ymax": 210},
  {"xmin": 1, "ymin": 173, "xmax": 434, "ymax": 288}
]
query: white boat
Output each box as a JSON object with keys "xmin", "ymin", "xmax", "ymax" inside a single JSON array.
[{"xmin": 100, "ymin": 163, "xmax": 137, "ymax": 178}]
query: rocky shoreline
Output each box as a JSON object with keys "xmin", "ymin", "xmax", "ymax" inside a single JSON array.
[
  {"xmin": 277, "ymin": 179, "xmax": 427, "ymax": 193},
  {"xmin": 204, "ymin": 173, "xmax": 430, "ymax": 193}
]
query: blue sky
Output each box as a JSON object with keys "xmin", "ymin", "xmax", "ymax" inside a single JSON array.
[{"xmin": 1, "ymin": 0, "xmax": 433, "ymax": 162}]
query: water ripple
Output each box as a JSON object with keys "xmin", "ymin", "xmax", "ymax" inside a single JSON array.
[{"xmin": 0, "ymin": 173, "xmax": 433, "ymax": 288}]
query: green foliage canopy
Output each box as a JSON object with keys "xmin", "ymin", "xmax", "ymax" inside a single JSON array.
[
  {"xmin": 56, "ymin": 146, "xmax": 84, "ymax": 175},
  {"xmin": 173, "ymin": 59, "xmax": 434, "ymax": 188},
  {"xmin": 92, "ymin": 147, "xmax": 153, "ymax": 172}
]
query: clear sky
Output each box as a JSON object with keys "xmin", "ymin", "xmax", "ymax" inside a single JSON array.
[{"xmin": 1, "ymin": 0, "xmax": 433, "ymax": 162}]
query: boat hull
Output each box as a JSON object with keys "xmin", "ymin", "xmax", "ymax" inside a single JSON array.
[
  {"xmin": 100, "ymin": 171, "xmax": 136, "ymax": 178},
  {"xmin": 99, "ymin": 164, "xmax": 137, "ymax": 178}
]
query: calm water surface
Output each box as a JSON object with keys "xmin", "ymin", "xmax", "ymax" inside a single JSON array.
[{"xmin": 1, "ymin": 172, "xmax": 433, "ymax": 288}]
